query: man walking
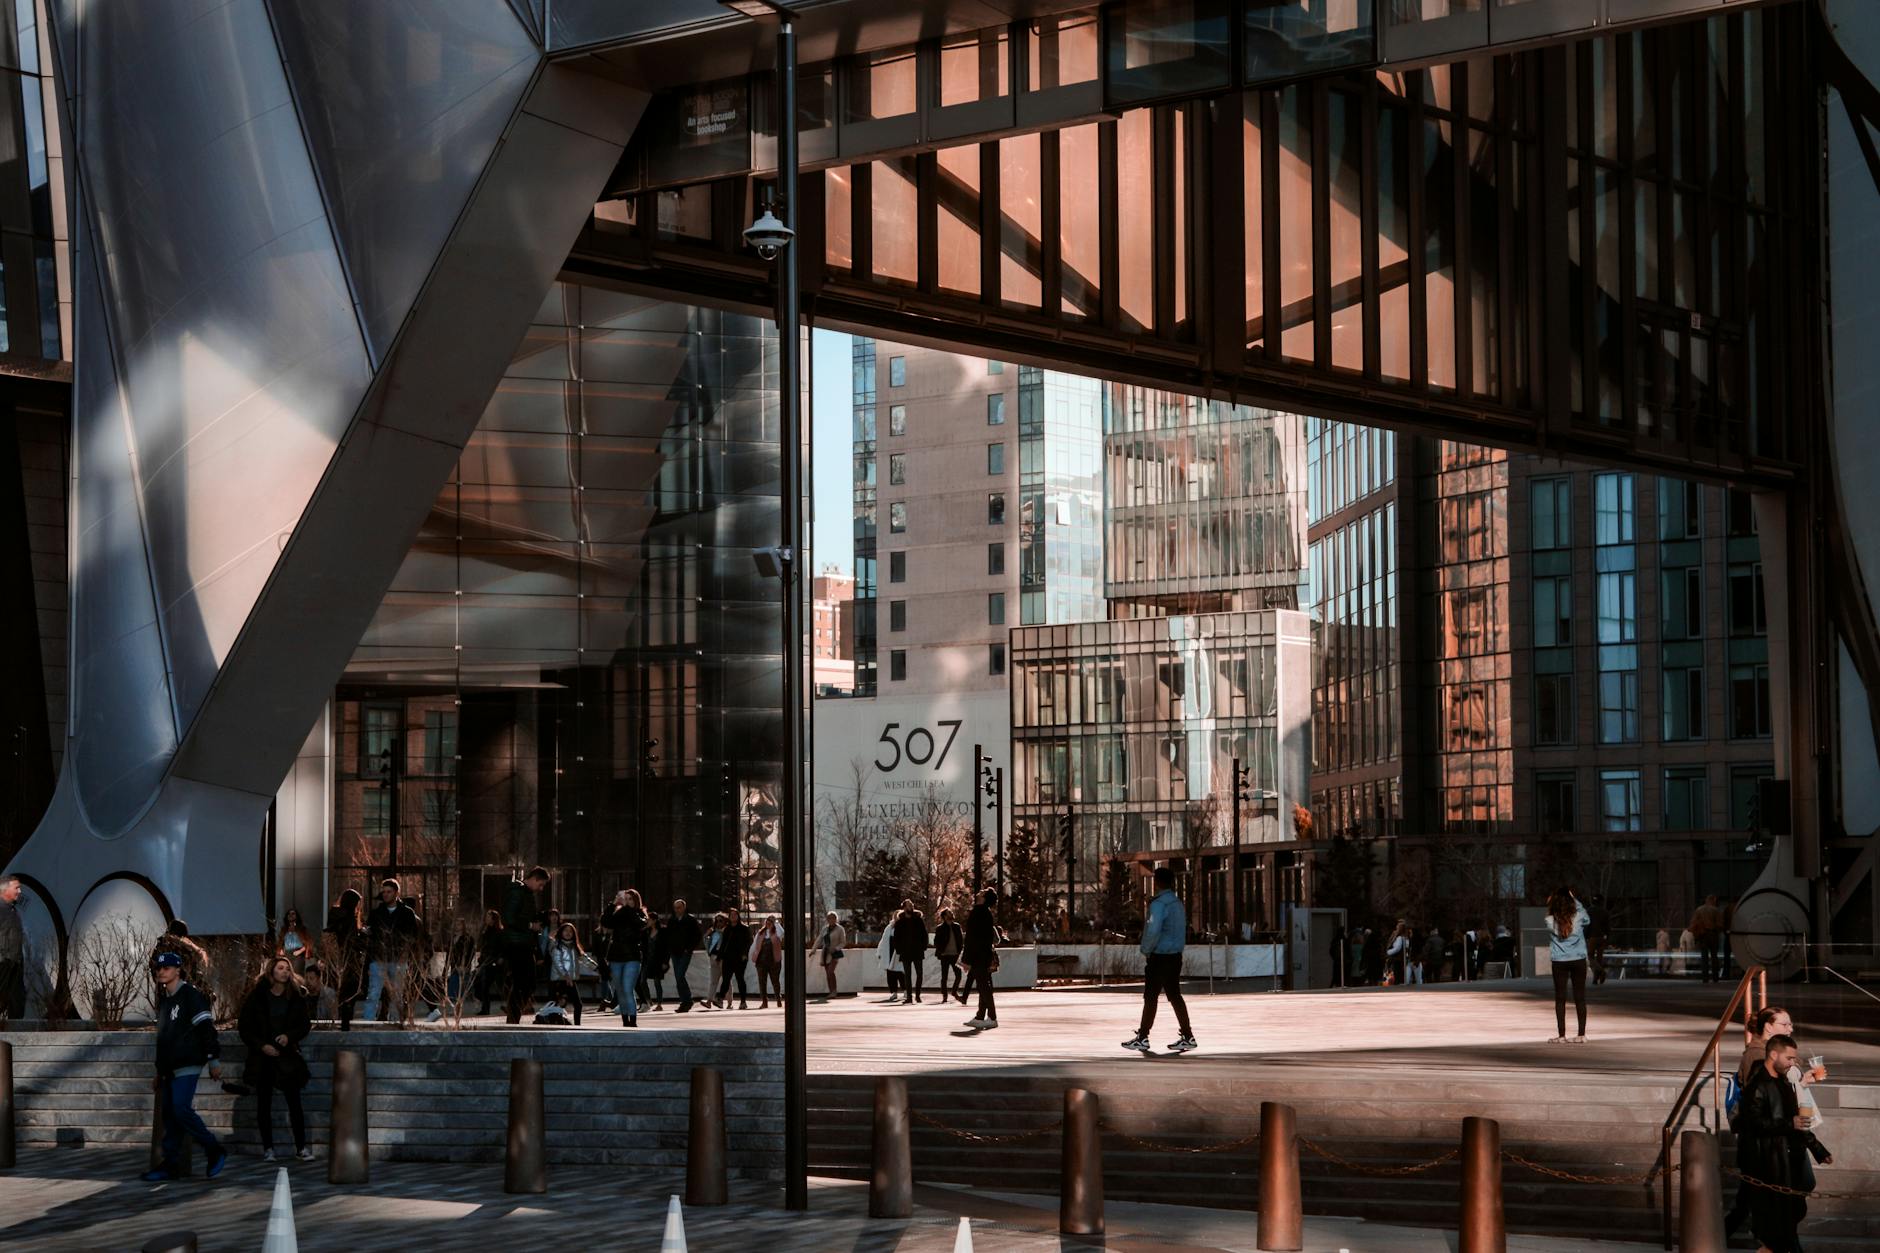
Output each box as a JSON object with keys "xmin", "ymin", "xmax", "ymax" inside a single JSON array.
[
  {"xmin": 1122, "ymin": 867, "xmax": 1197, "ymax": 1054},
  {"xmin": 961, "ymin": 889, "xmax": 1001, "ymax": 1030},
  {"xmin": 666, "ymin": 898, "xmax": 704, "ymax": 1012},
  {"xmin": 891, "ymin": 900, "xmax": 930, "ymax": 1004},
  {"xmin": 501, "ymin": 866, "xmax": 550, "ymax": 1024},
  {"xmin": 1734, "ymin": 1032, "xmax": 1831, "ymax": 1252},
  {"xmin": 142, "ymin": 951, "xmax": 227, "ymax": 1181},
  {"xmin": 0, "ymin": 875, "xmax": 25, "ymax": 1019},
  {"xmin": 1689, "ymin": 894, "xmax": 1726, "ymax": 983},
  {"xmin": 358, "ymin": 879, "xmax": 420, "ymax": 1021}
]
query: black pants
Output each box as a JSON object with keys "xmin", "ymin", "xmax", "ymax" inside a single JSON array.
[
  {"xmin": 1699, "ymin": 935, "xmax": 1723, "ymax": 983},
  {"xmin": 901, "ymin": 956, "xmax": 924, "ymax": 998},
  {"xmin": 255, "ymin": 1080, "xmax": 307, "ymax": 1151},
  {"xmin": 1138, "ymin": 952, "xmax": 1193, "ymax": 1037},
  {"xmin": 938, "ymin": 955, "xmax": 962, "ymax": 998},
  {"xmin": 551, "ymin": 979, "xmax": 582, "ymax": 1025},
  {"xmin": 0, "ymin": 958, "xmax": 23, "ymax": 1018},
  {"xmin": 716, "ymin": 964, "xmax": 747, "ymax": 1004},
  {"xmin": 885, "ymin": 964, "xmax": 902, "ymax": 995},
  {"xmin": 1552, "ymin": 957, "xmax": 1588, "ymax": 1037},
  {"xmin": 756, "ymin": 962, "xmax": 781, "ymax": 1003},
  {"xmin": 504, "ymin": 947, "xmax": 536, "ymax": 1024},
  {"xmin": 962, "ymin": 962, "xmax": 996, "ymax": 1021}
]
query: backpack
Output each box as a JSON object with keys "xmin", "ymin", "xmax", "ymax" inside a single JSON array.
[{"xmin": 1724, "ymin": 1072, "xmax": 1744, "ymax": 1127}]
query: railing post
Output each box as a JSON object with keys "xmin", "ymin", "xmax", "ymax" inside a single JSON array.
[
  {"xmin": 328, "ymin": 1050, "xmax": 369, "ymax": 1185},
  {"xmin": 1459, "ymin": 1116, "xmax": 1505, "ymax": 1253},
  {"xmin": 868, "ymin": 1075, "xmax": 912, "ymax": 1218},
  {"xmin": 0, "ymin": 1040, "xmax": 14, "ymax": 1169},
  {"xmin": 1676, "ymin": 1130, "xmax": 1725, "ymax": 1253},
  {"xmin": 686, "ymin": 1066, "xmax": 728, "ymax": 1206},
  {"xmin": 1661, "ymin": 1126, "xmax": 1675, "ymax": 1250},
  {"xmin": 503, "ymin": 1057, "xmax": 546, "ymax": 1194},
  {"xmin": 1059, "ymin": 1087, "xmax": 1103, "ymax": 1236},
  {"xmin": 1255, "ymin": 1101, "xmax": 1301, "ymax": 1251}
]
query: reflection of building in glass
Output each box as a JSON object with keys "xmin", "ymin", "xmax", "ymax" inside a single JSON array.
[
  {"xmin": 332, "ymin": 288, "xmax": 781, "ymax": 929},
  {"xmin": 1306, "ymin": 420, "xmax": 1775, "ymax": 934},
  {"xmin": 1011, "ymin": 391, "xmax": 1311, "ymax": 931}
]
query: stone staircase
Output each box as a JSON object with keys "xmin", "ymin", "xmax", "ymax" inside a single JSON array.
[
  {"xmin": 3, "ymin": 1027, "xmax": 782, "ymax": 1176},
  {"xmin": 807, "ymin": 1067, "xmax": 1880, "ymax": 1248}
]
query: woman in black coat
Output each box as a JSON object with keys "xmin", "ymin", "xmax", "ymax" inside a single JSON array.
[{"xmin": 238, "ymin": 956, "xmax": 314, "ymax": 1161}]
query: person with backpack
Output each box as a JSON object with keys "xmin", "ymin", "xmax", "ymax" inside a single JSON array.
[
  {"xmin": 237, "ymin": 956, "xmax": 313, "ymax": 1161},
  {"xmin": 601, "ymin": 889, "xmax": 648, "ymax": 1027},
  {"xmin": 501, "ymin": 867, "xmax": 550, "ymax": 1024},
  {"xmin": 1545, "ymin": 887, "xmax": 1592, "ymax": 1043},
  {"xmin": 1122, "ymin": 867, "xmax": 1197, "ymax": 1054},
  {"xmin": 141, "ymin": 951, "xmax": 227, "ymax": 1181}
]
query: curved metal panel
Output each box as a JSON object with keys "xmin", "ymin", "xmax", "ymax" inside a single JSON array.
[{"xmin": 267, "ymin": 0, "xmax": 541, "ymax": 361}]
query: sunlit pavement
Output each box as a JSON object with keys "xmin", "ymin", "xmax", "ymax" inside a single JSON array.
[{"xmin": 0, "ymin": 1148, "xmax": 1661, "ymax": 1251}]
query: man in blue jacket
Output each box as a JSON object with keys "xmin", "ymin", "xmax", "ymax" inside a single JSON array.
[
  {"xmin": 142, "ymin": 951, "xmax": 227, "ymax": 1180},
  {"xmin": 1122, "ymin": 866, "xmax": 1196, "ymax": 1054}
]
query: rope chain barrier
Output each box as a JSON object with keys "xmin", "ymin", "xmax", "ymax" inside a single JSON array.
[
  {"xmin": 909, "ymin": 1108, "xmax": 1058, "ymax": 1145},
  {"xmin": 1722, "ymin": 1166, "xmax": 1874, "ymax": 1202},
  {"xmin": 1504, "ymin": 1150, "xmax": 1666, "ymax": 1187},
  {"xmin": 1100, "ymin": 1121, "xmax": 1263, "ymax": 1155},
  {"xmin": 1299, "ymin": 1138, "xmax": 1459, "ymax": 1176}
]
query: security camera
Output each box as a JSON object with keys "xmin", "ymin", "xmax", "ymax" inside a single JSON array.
[
  {"xmin": 753, "ymin": 544, "xmax": 792, "ymax": 578},
  {"xmin": 743, "ymin": 207, "xmax": 795, "ymax": 261}
]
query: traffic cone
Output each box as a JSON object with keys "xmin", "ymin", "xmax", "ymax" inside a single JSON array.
[
  {"xmin": 262, "ymin": 1167, "xmax": 298, "ymax": 1253},
  {"xmin": 953, "ymin": 1216, "xmax": 973, "ymax": 1252},
  {"xmin": 660, "ymin": 1194, "xmax": 687, "ymax": 1253}
]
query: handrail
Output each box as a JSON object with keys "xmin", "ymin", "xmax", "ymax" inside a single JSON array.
[
  {"xmin": 1815, "ymin": 964, "xmax": 1880, "ymax": 1006},
  {"xmin": 1655, "ymin": 964, "xmax": 1764, "ymax": 1250}
]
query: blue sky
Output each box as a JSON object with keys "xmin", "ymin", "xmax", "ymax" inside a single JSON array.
[{"xmin": 809, "ymin": 327, "xmax": 853, "ymax": 577}]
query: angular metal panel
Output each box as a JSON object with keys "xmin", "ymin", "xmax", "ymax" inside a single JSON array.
[{"xmin": 267, "ymin": 0, "xmax": 541, "ymax": 361}]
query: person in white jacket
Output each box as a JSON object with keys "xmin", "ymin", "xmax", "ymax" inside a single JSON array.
[{"xmin": 878, "ymin": 921, "xmax": 903, "ymax": 1003}]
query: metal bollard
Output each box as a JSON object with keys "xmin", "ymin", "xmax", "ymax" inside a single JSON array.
[
  {"xmin": 0, "ymin": 1039, "xmax": 13, "ymax": 1169},
  {"xmin": 1459, "ymin": 1116, "xmax": 1506, "ymax": 1253},
  {"xmin": 868, "ymin": 1075, "xmax": 912, "ymax": 1219},
  {"xmin": 685, "ymin": 1066, "xmax": 728, "ymax": 1206},
  {"xmin": 504, "ymin": 1057, "xmax": 547, "ymax": 1194},
  {"xmin": 328, "ymin": 1050, "xmax": 369, "ymax": 1185},
  {"xmin": 1059, "ymin": 1087, "xmax": 1103, "ymax": 1236},
  {"xmin": 1677, "ymin": 1129, "xmax": 1725, "ymax": 1253},
  {"xmin": 140, "ymin": 1234, "xmax": 198, "ymax": 1253},
  {"xmin": 1256, "ymin": 1101, "xmax": 1302, "ymax": 1251}
]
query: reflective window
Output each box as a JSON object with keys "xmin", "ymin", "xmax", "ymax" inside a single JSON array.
[
  {"xmin": 889, "ymin": 356, "xmax": 907, "ymax": 387},
  {"xmin": 989, "ymin": 542, "xmax": 1006, "ymax": 575},
  {"xmin": 1246, "ymin": 0, "xmax": 1376, "ymax": 84},
  {"xmin": 989, "ymin": 492, "xmax": 1007, "ymax": 525},
  {"xmin": 1060, "ymin": 123, "xmax": 1102, "ymax": 318},
  {"xmin": 1727, "ymin": 564, "xmax": 1766, "ymax": 636},
  {"xmin": 988, "ymin": 393, "xmax": 1006, "ymax": 424},
  {"xmin": 1664, "ymin": 766, "xmax": 1708, "ymax": 831},
  {"xmin": 1531, "ymin": 477, "xmax": 1570, "ymax": 548},
  {"xmin": 988, "ymin": 443, "xmax": 1005, "ymax": 475},
  {"xmin": 890, "ymin": 600, "xmax": 906, "ymax": 631},
  {"xmin": 890, "ymin": 551, "xmax": 906, "ymax": 582},
  {"xmin": 890, "ymin": 649, "xmax": 907, "ymax": 681},
  {"xmin": 1278, "ymin": 85, "xmax": 1315, "ymax": 361},
  {"xmin": 989, "ymin": 642, "xmax": 1007, "ymax": 675},
  {"xmin": 1533, "ymin": 575, "xmax": 1571, "ymax": 647},
  {"xmin": 889, "ymin": 502, "xmax": 907, "ymax": 533},
  {"xmin": 825, "ymin": 168, "xmax": 852, "ymax": 270},
  {"xmin": 888, "ymin": 453, "xmax": 906, "ymax": 485},
  {"xmin": 872, "ymin": 157, "xmax": 919, "ymax": 285},
  {"xmin": 889, "ymin": 404, "xmax": 907, "ymax": 436},
  {"xmin": 989, "ymin": 592, "xmax": 1006, "ymax": 625},
  {"xmin": 1534, "ymin": 674, "xmax": 1572, "ymax": 746},
  {"xmin": 1028, "ymin": 10, "xmax": 1099, "ymax": 89},
  {"xmin": 939, "ymin": 28, "xmax": 1009, "ymax": 107},
  {"xmin": 1598, "ymin": 668, "xmax": 1639, "ymax": 744},
  {"xmin": 1107, "ymin": 0, "xmax": 1233, "ymax": 105},
  {"xmin": 1328, "ymin": 89, "xmax": 1363, "ymax": 371},
  {"xmin": 935, "ymin": 144, "xmax": 983, "ymax": 297},
  {"xmin": 1663, "ymin": 667, "xmax": 1704, "ymax": 742},
  {"xmin": 1729, "ymin": 664, "xmax": 1770, "ymax": 739},
  {"xmin": 1662, "ymin": 566, "xmax": 1701, "ymax": 640},
  {"xmin": 1000, "ymin": 133, "xmax": 1044, "ymax": 307},
  {"xmin": 1117, "ymin": 108, "xmax": 1156, "ymax": 332},
  {"xmin": 1536, "ymin": 771, "xmax": 1575, "ymax": 832},
  {"xmin": 1599, "ymin": 768, "xmax": 1642, "ymax": 833},
  {"xmin": 848, "ymin": 46, "xmax": 917, "ymax": 121}
]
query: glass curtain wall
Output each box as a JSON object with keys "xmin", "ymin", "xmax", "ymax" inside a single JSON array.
[{"xmin": 332, "ymin": 286, "xmax": 783, "ymax": 933}]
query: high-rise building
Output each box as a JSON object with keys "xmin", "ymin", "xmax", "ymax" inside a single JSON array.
[{"xmin": 1306, "ymin": 420, "xmax": 1775, "ymax": 933}]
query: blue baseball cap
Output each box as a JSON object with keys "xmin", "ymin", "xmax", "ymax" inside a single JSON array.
[{"xmin": 153, "ymin": 952, "xmax": 183, "ymax": 969}]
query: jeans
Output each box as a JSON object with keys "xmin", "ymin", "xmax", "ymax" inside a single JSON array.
[
  {"xmin": 255, "ymin": 1079, "xmax": 306, "ymax": 1152},
  {"xmin": 1138, "ymin": 952, "xmax": 1192, "ymax": 1036},
  {"xmin": 671, "ymin": 951, "xmax": 694, "ymax": 1006},
  {"xmin": 611, "ymin": 960, "xmax": 641, "ymax": 1021},
  {"xmin": 159, "ymin": 1073, "xmax": 220, "ymax": 1170},
  {"xmin": 359, "ymin": 960, "xmax": 407, "ymax": 1021}
]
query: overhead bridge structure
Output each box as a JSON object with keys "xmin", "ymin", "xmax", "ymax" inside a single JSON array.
[{"xmin": 8, "ymin": 0, "xmax": 1879, "ymax": 974}]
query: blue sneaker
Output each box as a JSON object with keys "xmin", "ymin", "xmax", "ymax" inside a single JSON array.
[{"xmin": 205, "ymin": 1149, "xmax": 228, "ymax": 1179}]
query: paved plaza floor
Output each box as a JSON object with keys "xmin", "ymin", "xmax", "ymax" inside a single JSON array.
[
  {"xmin": 0, "ymin": 1148, "xmax": 1660, "ymax": 1251},
  {"xmin": 458, "ymin": 976, "xmax": 1880, "ymax": 1082}
]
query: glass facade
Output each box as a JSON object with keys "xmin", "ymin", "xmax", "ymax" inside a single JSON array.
[
  {"xmin": 851, "ymin": 336, "xmax": 879, "ymax": 693},
  {"xmin": 332, "ymin": 287, "xmax": 783, "ymax": 926},
  {"xmin": 1018, "ymin": 367, "xmax": 1104, "ymax": 625},
  {"xmin": 0, "ymin": 0, "xmax": 61, "ymax": 359}
]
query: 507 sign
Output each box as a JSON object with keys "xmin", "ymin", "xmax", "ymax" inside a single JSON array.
[{"xmin": 874, "ymin": 720, "xmax": 964, "ymax": 773}]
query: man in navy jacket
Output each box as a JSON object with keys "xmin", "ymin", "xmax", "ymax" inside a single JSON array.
[{"xmin": 143, "ymin": 950, "xmax": 227, "ymax": 1181}]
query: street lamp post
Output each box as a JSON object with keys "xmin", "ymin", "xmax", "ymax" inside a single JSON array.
[
  {"xmin": 992, "ymin": 765, "xmax": 1005, "ymax": 896},
  {"xmin": 1231, "ymin": 756, "xmax": 1251, "ymax": 940},
  {"xmin": 726, "ymin": 0, "xmax": 807, "ymax": 1214},
  {"xmin": 972, "ymin": 744, "xmax": 986, "ymax": 896}
]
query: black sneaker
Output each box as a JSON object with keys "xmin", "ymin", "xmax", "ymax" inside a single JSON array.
[
  {"xmin": 205, "ymin": 1149, "xmax": 228, "ymax": 1179},
  {"xmin": 140, "ymin": 1168, "xmax": 178, "ymax": 1183},
  {"xmin": 1167, "ymin": 1035, "xmax": 1198, "ymax": 1054},
  {"xmin": 1120, "ymin": 1033, "xmax": 1151, "ymax": 1053}
]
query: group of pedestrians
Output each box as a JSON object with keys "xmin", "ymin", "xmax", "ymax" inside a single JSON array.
[{"xmin": 817, "ymin": 890, "xmax": 1008, "ymax": 1029}]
